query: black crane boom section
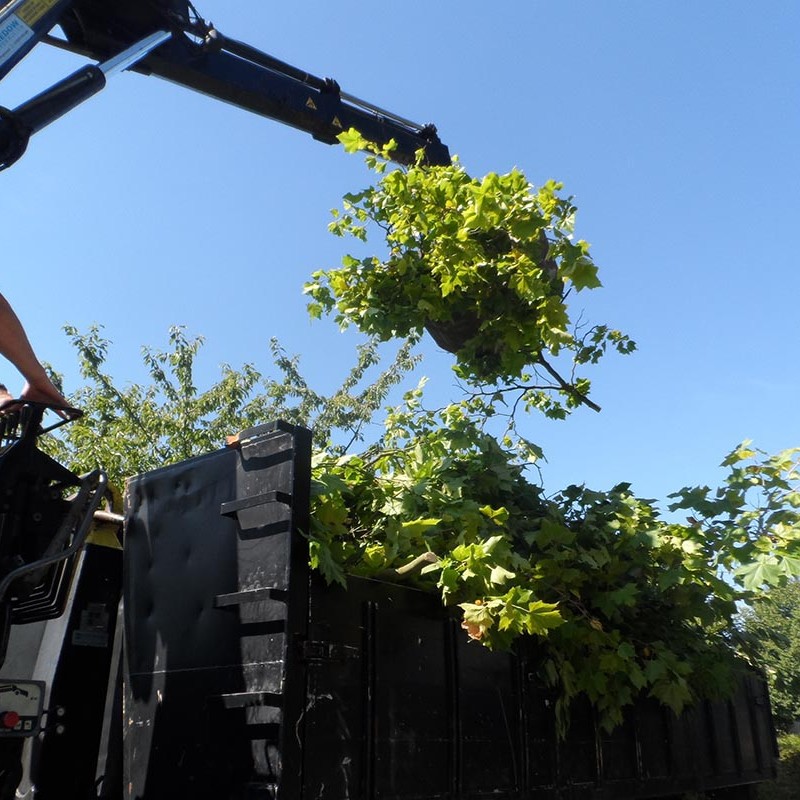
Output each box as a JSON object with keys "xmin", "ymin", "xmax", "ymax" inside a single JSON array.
[{"xmin": 0, "ymin": 0, "xmax": 450, "ymax": 170}]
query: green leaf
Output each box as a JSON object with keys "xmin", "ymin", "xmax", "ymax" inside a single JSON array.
[
  {"xmin": 610, "ymin": 584, "xmax": 639, "ymax": 607},
  {"xmin": 490, "ymin": 565, "xmax": 516, "ymax": 585},
  {"xmin": 337, "ymin": 128, "xmax": 368, "ymax": 153},
  {"xmin": 721, "ymin": 441, "xmax": 756, "ymax": 467},
  {"xmin": 650, "ymin": 678, "xmax": 691, "ymax": 715},
  {"xmin": 561, "ymin": 255, "xmax": 602, "ymax": 291},
  {"xmin": 400, "ymin": 518, "xmax": 441, "ymax": 536},
  {"xmin": 508, "ymin": 216, "xmax": 542, "ymax": 240},
  {"xmin": 535, "ymin": 518, "xmax": 576, "ymax": 547},
  {"xmin": 526, "ymin": 601, "xmax": 564, "ymax": 634},
  {"xmin": 617, "ymin": 641, "xmax": 636, "ymax": 660},
  {"xmin": 309, "ymin": 540, "xmax": 348, "ymax": 588},
  {"xmin": 778, "ymin": 555, "xmax": 800, "ymax": 577},
  {"xmin": 736, "ymin": 558, "xmax": 783, "ymax": 590},
  {"xmin": 480, "ymin": 505, "xmax": 510, "ymax": 524}
]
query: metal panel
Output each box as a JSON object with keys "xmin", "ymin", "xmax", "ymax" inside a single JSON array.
[
  {"xmin": 456, "ymin": 633, "xmax": 522, "ymax": 797},
  {"xmin": 120, "ymin": 421, "xmax": 776, "ymax": 800},
  {"xmin": 123, "ymin": 421, "xmax": 311, "ymax": 800},
  {"xmin": 0, "ymin": 0, "xmax": 73, "ymax": 80},
  {"xmin": 5, "ymin": 544, "xmax": 123, "ymax": 800},
  {"xmin": 299, "ymin": 575, "xmax": 777, "ymax": 800},
  {"xmin": 300, "ymin": 581, "xmax": 367, "ymax": 800}
]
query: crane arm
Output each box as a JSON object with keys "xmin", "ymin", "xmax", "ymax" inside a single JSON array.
[{"xmin": 0, "ymin": 0, "xmax": 450, "ymax": 170}]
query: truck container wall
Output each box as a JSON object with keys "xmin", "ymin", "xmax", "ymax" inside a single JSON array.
[{"xmin": 122, "ymin": 421, "xmax": 778, "ymax": 800}]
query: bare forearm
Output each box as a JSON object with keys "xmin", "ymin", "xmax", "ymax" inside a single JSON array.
[
  {"xmin": 0, "ymin": 293, "xmax": 71, "ymax": 409},
  {"xmin": 0, "ymin": 293, "xmax": 50, "ymax": 385}
]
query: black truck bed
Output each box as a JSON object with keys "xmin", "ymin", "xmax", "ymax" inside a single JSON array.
[{"xmin": 120, "ymin": 421, "xmax": 777, "ymax": 800}]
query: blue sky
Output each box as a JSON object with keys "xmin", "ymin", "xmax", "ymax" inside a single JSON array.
[{"xmin": 1, "ymin": 1, "xmax": 798, "ymax": 502}]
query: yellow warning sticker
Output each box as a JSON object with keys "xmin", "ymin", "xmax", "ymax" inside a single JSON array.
[
  {"xmin": 332, "ymin": 116, "xmax": 343, "ymax": 129},
  {"xmin": 305, "ymin": 97, "xmax": 317, "ymax": 111},
  {"xmin": 16, "ymin": 0, "xmax": 59, "ymax": 27}
]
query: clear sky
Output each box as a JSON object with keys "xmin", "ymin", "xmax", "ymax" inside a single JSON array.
[{"xmin": 1, "ymin": 1, "xmax": 798, "ymax": 502}]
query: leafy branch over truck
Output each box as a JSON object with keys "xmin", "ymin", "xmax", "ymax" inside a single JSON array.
[{"xmin": 304, "ymin": 130, "xmax": 800, "ymax": 735}]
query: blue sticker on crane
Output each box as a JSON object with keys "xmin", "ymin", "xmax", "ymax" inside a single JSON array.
[{"xmin": 0, "ymin": 14, "xmax": 34, "ymax": 70}]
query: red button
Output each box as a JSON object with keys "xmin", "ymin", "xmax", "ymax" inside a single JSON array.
[{"xmin": 1, "ymin": 711, "xmax": 20, "ymax": 729}]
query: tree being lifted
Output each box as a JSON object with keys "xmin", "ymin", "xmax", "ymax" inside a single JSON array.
[
  {"xmin": 49, "ymin": 132, "xmax": 800, "ymax": 737},
  {"xmin": 305, "ymin": 130, "xmax": 635, "ymax": 411}
]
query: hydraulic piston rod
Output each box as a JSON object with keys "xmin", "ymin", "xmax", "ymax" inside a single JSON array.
[{"xmin": 0, "ymin": 29, "xmax": 170, "ymax": 170}]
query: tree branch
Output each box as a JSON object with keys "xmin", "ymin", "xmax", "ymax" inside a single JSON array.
[{"xmin": 535, "ymin": 354, "xmax": 601, "ymax": 413}]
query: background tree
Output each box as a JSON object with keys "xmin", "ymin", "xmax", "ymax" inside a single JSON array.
[
  {"xmin": 45, "ymin": 324, "xmax": 419, "ymax": 494},
  {"xmin": 741, "ymin": 580, "xmax": 800, "ymax": 731}
]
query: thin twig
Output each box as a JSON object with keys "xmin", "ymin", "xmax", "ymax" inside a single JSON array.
[{"xmin": 535, "ymin": 355, "xmax": 601, "ymax": 413}]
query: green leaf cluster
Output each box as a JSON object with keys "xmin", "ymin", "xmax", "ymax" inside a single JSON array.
[
  {"xmin": 309, "ymin": 387, "xmax": 800, "ymax": 737},
  {"xmin": 755, "ymin": 732, "xmax": 800, "ymax": 800},
  {"xmin": 668, "ymin": 443, "xmax": 800, "ymax": 591},
  {"xmin": 305, "ymin": 129, "xmax": 634, "ymax": 407},
  {"xmin": 299, "ymin": 131, "xmax": 800, "ymax": 737}
]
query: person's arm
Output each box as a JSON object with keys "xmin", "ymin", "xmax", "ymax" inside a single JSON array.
[{"xmin": 0, "ymin": 293, "xmax": 71, "ymax": 408}]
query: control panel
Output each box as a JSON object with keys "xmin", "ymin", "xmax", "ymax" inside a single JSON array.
[{"xmin": 0, "ymin": 680, "xmax": 45, "ymax": 737}]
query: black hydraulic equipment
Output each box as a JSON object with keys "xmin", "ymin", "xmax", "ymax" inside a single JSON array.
[
  {"xmin": 0, "ymin": 401, "xmax": 119, "ymax": 798},
  {"xmin": 0, "ymin": 402, "xmax": 105, "ymax": 664},
  {"xmin": 0, "ymin": 0, "xmax": 450, "ymax": 170}
]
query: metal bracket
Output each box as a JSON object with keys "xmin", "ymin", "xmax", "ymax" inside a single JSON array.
[
  {"xmin": 213, "ymin": 587, "xmax": 287, "ymax": 608},
  {"xmin": 300, "ymin": 641, "xmax": 360, "ymax": 663},
  {"xmin": 220, "ymin": 491, "xmax": 292, "ymax": 518}
]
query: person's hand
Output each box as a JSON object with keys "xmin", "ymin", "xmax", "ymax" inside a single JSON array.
[
  {"xmin": 20, "ymin": 376, "xmax": 79, "ymax": 419},
  {"xmin": 0, "ymin": 384, "xmax": 13, "ymax": 411},
  {"xmin": 0, "ymin": 378, "xmax": 79, "ymax": 419},
  {"xmin": 21, "ymin": 376, "xmax": 69, "ymax": 407}
]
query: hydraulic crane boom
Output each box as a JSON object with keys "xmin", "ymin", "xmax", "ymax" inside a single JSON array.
[{"xmin": 0, "ymin": 0, "xmax": 450, "ymax": 170}]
